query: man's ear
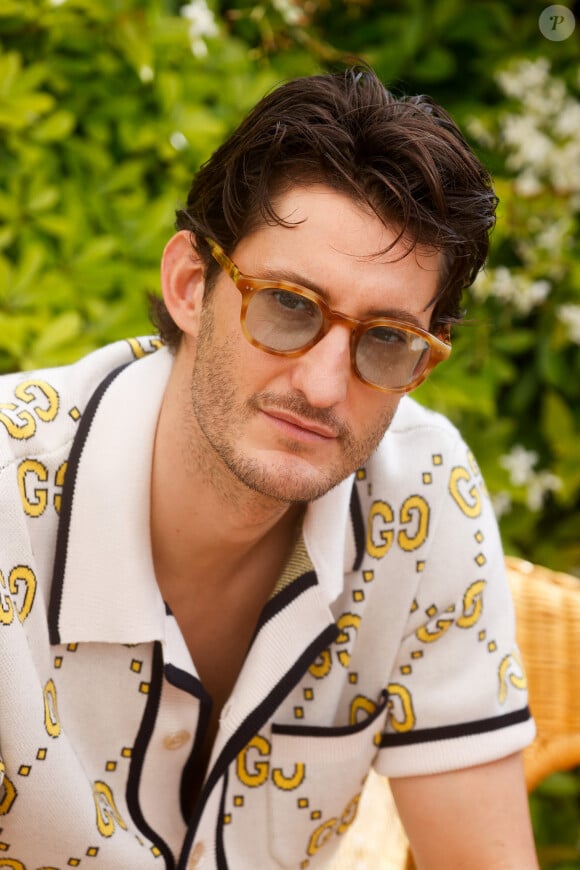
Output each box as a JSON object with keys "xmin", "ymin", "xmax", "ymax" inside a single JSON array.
[{"xmin": 160, "ymin": 230, "xmax": 206, "ymax": 338}]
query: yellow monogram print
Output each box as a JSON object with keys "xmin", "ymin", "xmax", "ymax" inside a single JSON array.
[
  {"xmin": 93, "ymin": 780, "xmax": 128, "ymax": 837},
  {"xmin": 386, "ymin": 683, "xmax": 416, "ymax": 733},
  {"xmin": 43, "ymin": 679, "xmax": 61, "ymax": 738},
  {"xmin": 0, "ymin": 379, "xmax": 59, "ymax": 440},
  {"xmin": 498, "ymin": 651, "xmax": 527, "ymax": 703},
  {"xmin": 366, "ymin": 495, "xmax": 429, "ymax": 559}
]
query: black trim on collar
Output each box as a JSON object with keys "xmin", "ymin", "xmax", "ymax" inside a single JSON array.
[
  {"xmin": 127, "ymin": 641, "xmax": 176, "ymax": 868},
  {"xmin": 215, "ymin": 768, "xmax": 229, "ymax": 870},
  {"xmin": 350, "ymin": 479, "xmax": 366, "ymax": 571},
  {"xmin": 380, "ymin": 705, "xmax": 532, "ymax": 748},
  {"xmin": 177, "ymin": 622, "xmax": 340, "ymax": 870},
  {"xmin": 47, "ymin": 363, "xmax": 130, "ymax": 645},
  {"xmin": 165, "ymin": 663, "xmax": 209, "ymax": 699},
  {"xmin": 254, "ymin": 570, "xmax": 318, "ymax": 637}
]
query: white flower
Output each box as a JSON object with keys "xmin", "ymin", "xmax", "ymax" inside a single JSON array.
[
  {"xmin": 502, "ymin": 115, "xmax": 553, "ymax": 170},
  {"xmin": 465, "ymin": 117, "xmax": 495, "ymax": 150},
  {"xmin": 514, "ymin": 171, "xmax": 543, "ymax": 197},
  {"xmin": 181, "ymin": 0, "xmax": 218, "ymax": 56},
  {"xmin": 271, "ymin": 0, "xmax": 303, "ymax": 25},
  {"xmin": 498, "ymin": 59, "xmax": 551, "ymax": 95},
  {"xmin": 139, "ymin": 65, "xmax": 154, "ymax": 83},
  {"xmin": 553, "ymin": 101, "xmax": 580, "ymax": 137},
  {"xmin": 473, "ymin": 267, "xmax": 551, "ymax": 313},
  {"xmin": 548, "ymin": 139, "xmax": 580, "ymax": 193},
  {"xmin": 522, "ymin": 79, "xmax": 566, "ymax": 119},
  {"xmin": 500, "ymin": 445, "xmax": 562, "ymax": 512},
  {"xmin": 558, "ymin": 304, "xmax": 580, "ymax": 343},
  {"xmin": 500, "ymin": 445, "xmax": 539, "ymax": 486},
  {"xmin": 494, "ymin": 59, "xmax": 580, "ymax": 196},
  {"xmin": 535, "ymin": 219, "xmax": 570, "ymax": 251},
  {"xmin": 170, "ymin": 131, "xmax": 188, "ymax": 151},
  {"xmin": 526, "ymin": 471, "xmax": 561, "ymax": 511},
  {"xmin": 524, "ymin": 280, "xmax": 551, "ymax": 311},
  {"xmin": 181, "ymin": 0, "xmax": 218, "ymax": 34},
  {"xmin": 491, "ymin": 491, "xmax": 512, "ymax": 519}
]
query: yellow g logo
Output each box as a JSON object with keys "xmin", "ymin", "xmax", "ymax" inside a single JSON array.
[
  {"xmin": 271, "ymin": 763, "xmax": 305, "ymax": 791},
  {"xmin": 386, "ymin": 683, "xmax": 416, "ymax": 733},
  {"xmin": 0, "ymin": 774, "xmax": 17, "ymax": 816},
  {"xmin": 43, "ymin": 679, "xmax": 61, "ymax": 738},
  {"xmin": 498, "ymin": 652, "xmax": 527, "ymax": 704},
  {"xmin": 236, "ymin": 735, "xmax": 271, "ymax": 788},
  {"xmin": 449, "ymin": 466, "xmax": 482, "ymax": 518},
  {"xmin": 93, "ymin": 781, "xmax": 128, "ymax": 837}
]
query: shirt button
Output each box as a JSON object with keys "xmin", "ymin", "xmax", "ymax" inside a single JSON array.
[
  {"xmin": 163, "ymin": 730, "xmax": 191, "ymax": 751},
  {"xmin": 188, "ymin": 841, "xmax": 205, "ymax": 868}
]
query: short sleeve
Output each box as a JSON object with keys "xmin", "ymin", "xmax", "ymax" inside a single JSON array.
[{"xmin": 374, "ymin": 434, "xmax": 535, "ymax": 778}]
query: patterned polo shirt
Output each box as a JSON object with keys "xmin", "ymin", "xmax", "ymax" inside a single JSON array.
[{"xmin": 0, "ymin": 338, "xmax": 534, "ymax": 869}]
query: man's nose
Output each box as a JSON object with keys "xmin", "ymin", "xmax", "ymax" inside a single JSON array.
[{"xmin": 288, "ymin": 326, "xmax": 352, "ymax": 408}]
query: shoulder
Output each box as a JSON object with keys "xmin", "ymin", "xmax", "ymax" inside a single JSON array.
[
  {"xmin": 360, "ymin": 396, "xmax": 497, "ymax": 559},
  {"xmin": 388, "ymin": 395, "xmax": 461, "ymax": 441},
  {"xmin": 0, "ymin": 337, "xmax": 163, "ymax": 463},
  {"xmin": 366, "ymin": 396, "xmax": 469, "ymax": 487}
]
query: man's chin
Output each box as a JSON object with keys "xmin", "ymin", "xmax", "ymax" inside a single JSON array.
[{"xmin": 228, "ymin": 454, "xmax": 348, "ymax": 504}]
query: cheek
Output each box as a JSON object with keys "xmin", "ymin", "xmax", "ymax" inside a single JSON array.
[
  {"xmin": 354, "ymin": 391, "xmax": 400, "ymax": 431},
  {"xmin": 348, "ymin": 394, "xmax": 401, "ymax": 456},
  {"xmin": 238, "ymin": 343, "xmax": 302, "ymax": 393},
  {"xmin": 197, "ymin": 306, "xmax": 278, "ymax": 396}
]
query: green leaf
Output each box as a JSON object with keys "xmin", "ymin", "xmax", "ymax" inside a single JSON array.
[
  {"xmin": 30, "ymin": 311, "xmax": 83, "ymax": 356},
  {"xmin": 542, "ymin": 390, "xmax": 577, "ymax": 458},
  {"xmin": 31, "ymin": 109, "xmax": 76, "ymax": 142},
  {"xmin": 27, "ymin": 186, "xmax": 60, "ymax": 214}
]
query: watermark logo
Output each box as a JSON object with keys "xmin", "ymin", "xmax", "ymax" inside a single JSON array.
[{"xmin": 539, "ymin": 4, "xmax": 576, "ymax": 40}]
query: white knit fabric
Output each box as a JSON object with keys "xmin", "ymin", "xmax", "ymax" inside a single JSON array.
[{"xmin": 0, "ymin": 338, "xmax": 534, "ymax": 869}]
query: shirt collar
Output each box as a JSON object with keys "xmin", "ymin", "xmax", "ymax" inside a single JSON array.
[{"xmin": 49, "ymin": 348, "xmax": 173, "ymax": 645}]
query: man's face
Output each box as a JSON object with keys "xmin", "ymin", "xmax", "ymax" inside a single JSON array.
[{"xmin": 187, "ymin": 185, "xmax": 441, "ymax": 504}]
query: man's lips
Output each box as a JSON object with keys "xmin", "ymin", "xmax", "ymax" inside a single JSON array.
[{"xmin": 261, "ymin": 407, "xmax": 339, "ymax": 440}]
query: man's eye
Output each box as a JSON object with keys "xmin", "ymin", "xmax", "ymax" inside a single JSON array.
[
  {"xmin": 272, "ymin": 290, "xmax": 317, "ymax": 315},
  {"xmin": 368, "ymin": 326, "xmax": 407, "ymax": 345}
]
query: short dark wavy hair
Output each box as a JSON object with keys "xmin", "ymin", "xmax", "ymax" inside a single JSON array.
[{"xmin": 150, "ymin": 66, "xmax": 497, "ymax": 349}]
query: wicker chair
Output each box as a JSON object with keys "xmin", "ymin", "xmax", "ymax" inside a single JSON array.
[{"xmin": 330, "ymin": 557, "xmax": 580, "ymax": 869}]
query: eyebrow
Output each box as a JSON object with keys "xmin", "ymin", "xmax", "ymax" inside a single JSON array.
[{"xmin": 256, "ymin": 266, "xmax": 430, "ymax": 329}]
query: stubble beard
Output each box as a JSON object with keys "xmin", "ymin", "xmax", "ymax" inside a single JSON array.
[{"xmin": 188, "ymin": 303, "xmax": 396, "ymax": 504}]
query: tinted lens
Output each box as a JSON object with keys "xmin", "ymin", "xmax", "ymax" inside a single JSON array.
[
  {"xmin": 245, "ymin": 288, "xmax": 324, "ymax": 351},
  {"xmin": 356, "ymin": 325, "xmax": 430, "ymax": 389}
]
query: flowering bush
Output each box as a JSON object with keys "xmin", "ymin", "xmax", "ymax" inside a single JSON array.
[{"xmin": 457, "ymin": 58, "xmax": 580, "ymax": 575}]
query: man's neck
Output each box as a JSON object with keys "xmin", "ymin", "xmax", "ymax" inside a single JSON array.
[{"xmin": 149, "ymin": 347, "xmax": 303, "ymax": 598}]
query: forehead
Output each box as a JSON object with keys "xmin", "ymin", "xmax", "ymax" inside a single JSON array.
[{"xmin": 232, "ymin": 184, "xmax": 443, "ymax": 322}]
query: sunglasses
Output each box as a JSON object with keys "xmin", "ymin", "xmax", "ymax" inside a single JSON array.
[{"xmin": 206, "ymin": 238, "xmax": 451, "ymax": 394}]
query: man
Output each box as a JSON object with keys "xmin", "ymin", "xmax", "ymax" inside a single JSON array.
[{"xmin": 0, "ymin": 68, "xmax": 537, "ymax": 868}]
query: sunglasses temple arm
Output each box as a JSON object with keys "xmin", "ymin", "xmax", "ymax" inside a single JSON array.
[{"xmin": 206, "ymin": 238, "xmax": 243, "ymax": 284}]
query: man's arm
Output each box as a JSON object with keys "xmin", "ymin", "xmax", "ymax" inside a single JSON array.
[{"xmin": 390, "ymin": 751, "xmax": 539, "ymax": 869}]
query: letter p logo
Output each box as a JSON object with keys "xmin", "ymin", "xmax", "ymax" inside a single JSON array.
[{"xmin": 539, "ymin": 5, "xmax": 576, "ymax": 40}]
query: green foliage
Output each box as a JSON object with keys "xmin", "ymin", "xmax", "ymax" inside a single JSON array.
[
  {"xmin": 531, "ymin": 771, "xmax": 580, "ymax": 868},
  {"xmin": 0, "ymin": 0, "xmax": 302, "ymax": 370},
  {"xmin": 1, "ymin": 1, "xmax": 579, "ymax": 860}
]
